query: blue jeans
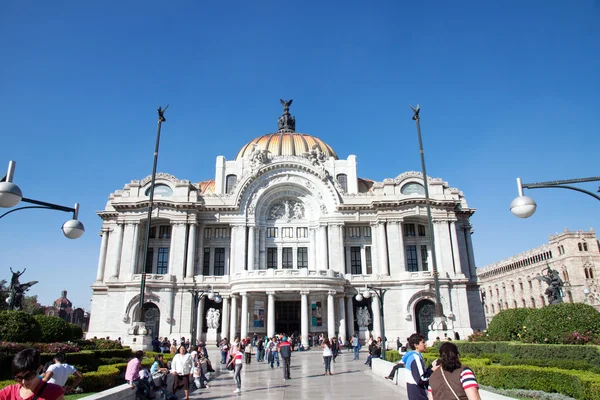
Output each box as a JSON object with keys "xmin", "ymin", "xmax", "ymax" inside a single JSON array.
[
  {"xmin": 269, "ymin": 351, "xmax": 279, "ymax": 367},
  {"xmin": 221, "ymin": 350, "xmax": 227, "ymax": 364},
  {"xmin": 324, "ymin": 356, "xmax": 332, "ymax": 373},
  {"xmin": 353, "ymin": 346, "xmax": 359, "ymax": 360}
]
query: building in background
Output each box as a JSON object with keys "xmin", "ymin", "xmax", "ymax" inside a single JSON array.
[
  {"xmin": 477, "ymin": 228, "xmax": 600, "ymax": 323},
  {"xmin": 87, "ymin": 101, "xmax": 485, "ymax": 347},
  {"xmin": 45, "ymin": 290, "xmax": 90, "ymax": 332}
]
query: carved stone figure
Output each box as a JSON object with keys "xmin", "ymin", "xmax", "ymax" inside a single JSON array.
[
  {"xmin": 268, "ymin": 200, "xmax": 305, "ymax": 221},
  {"xmin": 304, "ymin": 145, "xmax": 327, "ymax": 166},
  {"xmin": 534, "ymin": 267, "xmax": 565, "ymax": 304},
  {"xmin": 206, "ymin": 307, "xmax": 221, "ymax": 329},
  {"xmin": 248, "ymin": 143, "xmax": 270, "ymax": 169},
  {"xmin": 356, "ymin": 306, "xmax": 371, "ymax": 328},
  {"xmin": 6, "ymin": 268, "xmax": 38, "ymax": 311}
]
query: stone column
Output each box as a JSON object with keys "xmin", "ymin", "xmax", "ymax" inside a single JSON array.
[
  {"xmin": 267, "ymin": 291, "xmax": 275, "ymax": 338},
  {"xmin": 240, "ymin": 292, "xmax": 249, "ymax": 339},
  {"xmin": 300, "ymin": 291, "xmax": 309, "ymax": 348},
  {"xmin": 130, "ymin": 223, "xmax": 140, "ymax": 278},
  {"xmin": 197, "ymin": 297, "xmax": 205, "ymax": 342},
  {"xmin": 386, "ymin": 221, "xmax": 403, "ymax": 275},
  {"xmin": 197, "ymin": 226, "xmax": 205, "ymax": 276},
  {"xmin": 346, "ymin": 296, "xmax": 355, "ymax": 339},
  {"xmin": 433, "ymin": 221, "xmax": 446, "ymax": 274},
  {"xmin": 229, "ymin": 226, "xmax": 237, "ymax": 274},
  {"xmin": 377, "ymin": 222, "xmax": 389, "ymax": 275},
  {"xmin": 230, "ymin": 295, "xmax": 238, "ymax": 340},
  {"xmin": 186, "ymin": 223, "xmax": 197, "ymax": 278},
  {"xmin": 259, "ymin": 228, "xmax": 266, "ymax": 270},
  {"xmin": 110, "ymin": 223, "xmax": 123, "ymax": 279},
  {"xmin": 370, "ymin": 222, "xmax": 380, "ymax": 275},
  {"xmin": 449, "ymin": 221, "xmax": 461, "ymax": 275},
  {"xmin": 237, "ymin": 226, "xmax": 248, "ymax": 272},
  {"xmin": 247, "ymin": 226, "xmax": 256, "ymax": 270},
  {"xmin": 397, "ymin": 222, "xmax": 405, "ymax": 272},
  {"xmin": 338, "ymin": 296, "xmax": 347, "ymax": 344},
  {"xmin": 328, "ymin": 224, "xmax": 343, "ymax": 273},
  {"xmin": 318, "ymin": 225, "xmax": 328, "ymax": 270},
  {"xmin": 221, "ymin": 296, "xmax": 230, "ymax": 340},
  {"xmin": 464, "ymin": 225, "xmax": 477, "ymax": 278},
  {"xmin": 96, "ymin": 229, "xmax": 110, "ymax": 281},
  {"xmin": 371, "ymin": 295, "xmax": 382, "ymax": 339},
  {"xmin": 327, "ymin": 291, "xmax": 336, "ymax": 338},
  {"xmin": 308, "ymin": 228, "xmax": 317, "ymax": 270}
]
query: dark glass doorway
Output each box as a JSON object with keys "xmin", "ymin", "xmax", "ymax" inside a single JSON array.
[
  {"xmin": 415, "ymin": 300, "xmax": 435, "ymax": 338},
  {"xmin": 142, "ymin": 302, "xmax": 160, "ymax": 338},
  {"xmin": 275, "ymin": 301, "xmax": 300, "ymax": 336}
]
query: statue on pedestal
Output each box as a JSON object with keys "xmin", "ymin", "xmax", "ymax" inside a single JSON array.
[
  {"xmin": 534, "ymin": 266, "xmax": 565, "ymax": 305},
  {"xmin": 356, "ymin": 306, "xmax": 371, "ymax": 328},
  {"xmin": 206, "ymin": 308, "xmax": 221, "ymax": 330},
  {"xmin": 6, "ymin": 268, "xmax": 38, "ymax": 311}
]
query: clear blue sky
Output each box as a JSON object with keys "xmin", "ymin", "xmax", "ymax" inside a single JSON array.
[{"xmin": 1, "ymin": 1, "xmax": 598, "ymax": 310}]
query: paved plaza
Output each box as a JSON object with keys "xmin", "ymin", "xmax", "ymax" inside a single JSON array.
[{"xmin": 188, "ymin": 349, "xmax": 406, "ymax": 399}]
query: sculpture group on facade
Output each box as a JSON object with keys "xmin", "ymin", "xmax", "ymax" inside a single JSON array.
[
  {"xmin": 5, "ymin": 268, "xmax": 38, "ymax": 311},
  {"xmin": 206, "ymin": 308, "xmax": 220, "ymax": 329},
  {"xmin": 268, "ymin": 199, "xmax": 305, "ymax": 221},
  {"xmin": 535, "ymin": 266, "xmax": 565, "ymax": 304},
  {"xmin": 248, "ymin": 143, "xmax": 271, "ymax": 170},
  {"xmin": 356, "ymin": 306, "xmax": 371, "ymax": 328}
]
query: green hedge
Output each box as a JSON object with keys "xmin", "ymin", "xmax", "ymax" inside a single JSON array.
[
  {"xmin": 92, "ymin": 349, "xmax": 133, "ymax": 359},
  {"xmin": 0, "ymin": 311, "xmax": 41, "ymax": 342},
  {"xmin": 385, "ymin": 350, "xmax": 402, "ymax": 363},
  {"xmin": 35, "ymin": 315, "xmax": 73, "ymax": 343},
  {"xmin": 69, "ymin": 324, "xmax": 84, "ymax": 340},
  {"xmin": 486, "ymin": 308, "xmax": 532, "ymax": 341}
]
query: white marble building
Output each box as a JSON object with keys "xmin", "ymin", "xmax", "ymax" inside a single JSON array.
[
  {"xmin": 87, "ymin": 102, "xmax": 485, "ymax": 347},
  {"xmin": 477, "ymin": 228, "xmax": 600, "ymax": 324}
]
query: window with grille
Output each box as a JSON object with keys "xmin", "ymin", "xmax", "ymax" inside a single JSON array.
[
  {"xmin": 204, "ymin": 228, "xmax": 212, "ymax": 238},
  {"xmin": 404, "ymin": 224, "xmax": 416, "ymax": 237},
  {"xmin": 267, "ymin": 228, "xmax": 278, "ymax": 238},
  {"xmin": 159, "ymin": 226, "xmax": 171, "ymax": 239},
  {"xmin": 350, "ymin": 246, "xmax": 362, "ymax": 274},
  {"xmin": 157, "ymin": 248, "xmax": 169, "ymax": 274},
  {"xmin": 336, "ymin": 174, "xmax": 348, "ymax": 192},
  {"xmin": 282, "ymin": 228, "xmax": 293, "ymax": 238},
  {"xmin": 296, "ymin": 227, "xmax": 308, "ymax": 238},
  {"xmin": 214, "ymin": 248, "xmax": 225, "ymax": 275},
  {"xmin": 361, "ymin": 226, "xmax": 371, "ymax": 237},
  {"xmin": 282, "ymin": 247, "xmax": 293, "ymax": 268},
  {"xmin": 203, "ymin": 248, "xmax": 210, "ymax": 275},
  {"xmin": 267, "ymin": 248, "xmax": 277, "ymax": 269},
  {"xmin": 406, "ymin": 245, "xmax": 418, "ymax": 272},
  {"xmin": 145, "ymin": 248, "xmax": 154, "ymax": 273},
  {"xmin": 215, "ymin": 228, "xmax": 229, "ymax": 238},
  {"xmin": 420, "ymin": 245, "xmax": 428, "ymax": 271},
  {"xmin": 226, "ymin": 174, "xmax": 237, "ymax": 194},
  {"xmin": 365, "ymin": 246, "xmax": 372, "ymax": 274},
  {"xmin": 297, "ymin": 247, "xmax": 308, "ymax": 268},
  {"xmin": 345, "ymin": 227, "xmax": 360, "ymax": 237},
  {"xmin": 418, "ymin": 224, "xmax": 426, "ymax": 236},
  {"xmin": 149, "ymin": 227, "xmax": 156, "ymax": 239}
]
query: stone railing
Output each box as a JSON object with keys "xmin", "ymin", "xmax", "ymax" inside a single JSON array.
[
  {"xmin": 132, "ymin": 274, "xmax": 177, "ymax": 282},
  {"xmin": 231, "ymin": 268, "xmax": 345, "ymax": 280}
]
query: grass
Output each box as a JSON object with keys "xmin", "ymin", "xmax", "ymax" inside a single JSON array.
[{"xmin": 65, "ymin": 393, "xmax": 96, "ymax": 399}]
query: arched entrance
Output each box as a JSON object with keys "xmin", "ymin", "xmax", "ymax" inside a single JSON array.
[
  {"xmin": 415, "ymin": 299, "xmax": 435, "ymax": 338},
  {"xmin": 142, "ymin": 303, "xmax": 160, "ymax": 338}
]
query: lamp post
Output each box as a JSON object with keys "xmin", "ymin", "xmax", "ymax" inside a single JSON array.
[
  {"xmin": 0, "ymin": 161, "xmax": 85, "ymax": 239},
  {"xmin": 355, "ymin": 286, "xmax": 389, "ymax": 360},
  {"xmin": 409, "ymin": 105, "xmax": 445, "ymax": 323},
  {"xmin": 138, "ymin": 106, "xmax": 168, "ymax": 326},
  {"xmin": 190, "ymin": 285, "xmax": 222, "ymax": 346},
  {"xmin": 510, "ymin": 176, "xmax": 600, "ymax": 218}
]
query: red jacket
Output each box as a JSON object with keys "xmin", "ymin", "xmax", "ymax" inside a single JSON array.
[{"xmin": 279, "ymin": 340, "xmax": 292, "ymax": 358}]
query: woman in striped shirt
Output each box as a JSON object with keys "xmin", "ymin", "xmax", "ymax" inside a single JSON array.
[
  {"xmin": 427, "ymin": 342, "xmax": 481, "ymax": 400},
  {"xmin": 227, "ymin": 347, "xmax": 244, "ymax": 394}
]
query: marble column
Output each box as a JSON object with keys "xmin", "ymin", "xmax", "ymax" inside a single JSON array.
[
  {"xmin": 318, "ymin": 225, "xmax": 328, "ymax": 270},
  {"xmin": 300, "ymin": 291, "xmax": 309, "ymax": 348},
  {"xmin": 240, "ymin": 292, "xmax": 249, "ymax": 339},
  {"xmin": 327, "ymin": 224, "xmax": 343, "ymax": 273},
  {"xmin": 259, "ymin": 228, "xmax": 266, "ymax": 270},
  {"xmin": 377, "ymin": 222, "xmax": 389, "ymax": 275},
  {"xmin": 186, "ymin": 223, "xmax": 197, "ymax": 278},
  {"xmin": 397, "ymin": 222, "xmax": 405, "ymax": 272},
  {"xmin": 229, "ymin": 226, "xmax": 237, "ymax": 274},
  {"xmin": 464, "ymin": 225, "xmax": 477, "ymax": 278},
  {"xmin": 130, "ymin": 223, "xmax": 140, "ymax": 279},
  {"xmin": 433, "ymin": 221, "xmax": 446, "ymax": 274},
  {"xmin": 370, "ymin": 222, "xmax": 380, "ymax": 275},
  {"xmin": 96, "ymin": 229, "xmax": 110, "ymax": 282},
  {"xmin": 197, "ymin": 226, "xmax": 205, "ymax": 276},
  {"xmin": 196, "ymin": 297, "xmax": 205, "ymax": 342},
  {"xmin": 110, "ymin": 223, "xmax": 123, "ymax": 279},
  {"xmin": 230, "ymin": 295, "xmax": 238, "ymax": 340},
  {"xmin": 237, "ymin": 226, "xmax": 248, "ymax": 272},
  {"xmin": 221, "ymin": 296, "xmax": 230, "ymax": 340},
  {"xmin": 371, "ymin": 295, "xmax": 382, "ymax": 339},
  {"xmin": 346, "ymin": 296, "xmax": 355, "ymax": 339},
  {"xmin": 267, "ymin": 291, "xmax": 275, "ymax": 338},
  {"xmin": 386, "ymin": 221, "xmax": 403, "ymax": 275},
  {"xmin": 327, "ymin": 291, "xmax": 336, "ymax": 338},
  {"xmin": 247, "ymin": 226, "xmax": 256, "ymax": 270},
  {"xmin": 338, "ymin": 296, "xmax": 347, "ymax": 344},
  {"xmin": 449, "ymin": 221, "xmax": 461, "ymax": 275},
  {"xmin": 308, "ymin": 228, "xmax": 317, "ymax": 270}
]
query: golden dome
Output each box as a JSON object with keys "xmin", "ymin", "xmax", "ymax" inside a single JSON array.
[{"xmin": 236, "ymin": 132, "xmax": 338, "ymax": 161}]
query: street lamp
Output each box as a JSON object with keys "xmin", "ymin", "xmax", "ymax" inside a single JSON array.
[
  {"xmin": 0, "ymin": 160, "xmax": 85, "ymax": 239},
  {"xmin": 409, "ymin": 105, "xmax": 445, "ymax": 323},
  {"xmin": 355, "ymin": 285, "xmax": 389, "ymax": 360},
  {"xmin": 511, "ymin": 176, "xmax": 600, "ymax": 218},
  {"xmin": 190, "ymin": 285, "xmax": 222, "ymax": 346}
]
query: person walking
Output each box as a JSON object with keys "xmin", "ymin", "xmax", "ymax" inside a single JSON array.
[
  {"xmin": 331, "ymin": 336, "xmax": 339, "ymax": 363},
  {"xmin": 227, "ymin": 345, "xmax": 244, "ymax": 394},
  {"xmin": 404, "ymin": 333, "xmax": 439, "ymax": 400},
  {"xmin": 427, "ymin": 342, "xmax": 481, "ymax": 400},
  {"xmin": 256, "ymin": 337, "xmax": 265, "ymax": 362},
  {"xmin": 219, "ymin": 338, "xmax": 230, "ymax": 364},
  {"xmin": 352, "ymin": 334, "xmax": 360, "ymax": 360},
  {"xmin": 268, "ymin": 337, "xmax": 280, "ymax": 368},
  {"xmin": 279, "ymin": 336, "xmax": 292, "ymax": 380},
  {"xmin": 322, "ymin": 339, "xmax": 333, "ymax": 375},
  {"xmin": 42, "ymin": 352, "xmax": 83, "ymax": 394},
  {"xmin": 171, "ymin": 345, "xmax": 193, "ymax": 400}
]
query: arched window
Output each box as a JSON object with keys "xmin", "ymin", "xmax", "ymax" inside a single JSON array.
[
  {"xmin": 226, "ymin": 174, "xmax": 237, "ymax": 194},
  {"xmin": 484, "ymin": 305, "xmax": 488, "ymax": 314},
  {"xmin": 578, "ymin": 243, "xmax": 583, "ymax": 251},
  {"xmin": 519, "ymin": 281, "xmax": 524, "ymax": 291},
  {"xmin": 336, "ymin": 174, "xmax": 348, "ymax": 193},
  {"xmin": 522, "ymin": 299, "xmax": 526, "ymax": 308},
  {"xmin": 513, "ymin": 300, "xmax": 517, "ymax": 309},
  {"xmin": 531, "ymin": 297, "xmax": 536, "ymax": 308},
  {"xmin": 585, "ymin": 268, "xmax": 590, "ymax": 279},
  {"xmin": 583, "ymin": 242, "xmax": 588, "ymax": 251},
  {"xmin": 567, "ymin": 291, "xmax": 573, "ymax": 303},
  {"xmin": 590, "ymin": 268, "xmax": 595, "ymax": 279},
  {"xmin": 491, "ymin": 304, "xmax": 495, "ymax": 314}
]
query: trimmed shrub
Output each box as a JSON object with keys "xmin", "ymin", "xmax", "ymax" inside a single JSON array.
[
  {"xmin": 34, "ymin": 315, "xmax": 73, "ymax": 343},
  {"xmin": 486, "ymin": 308, "xmax": 533, "ymax": 341},
  {"xmin": 69, "ymin": 324, "xmax": 84, "ymax": 340},
  {"xmin": 0, "ymin": 311, "xmax": 41, "ymax": 343},
  {"xmin": 71, "ymin": 364, "xmax": 121, "ymax": 392},
  {"xmin": 520, "ymin": 303, "xmax": 600, "ymax": 344},
  {"xmin": 385, "ymin": 350, "xmax": 401, "ymax": 363}
]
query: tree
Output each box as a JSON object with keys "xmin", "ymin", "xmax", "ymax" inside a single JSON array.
[
  {"xmin": 22, "ymin": 295, "xmax": 45, "ymax": 315},
  {"xmin": 0, "ymin": 279, "xmax": 9, "ymax": 310}
]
